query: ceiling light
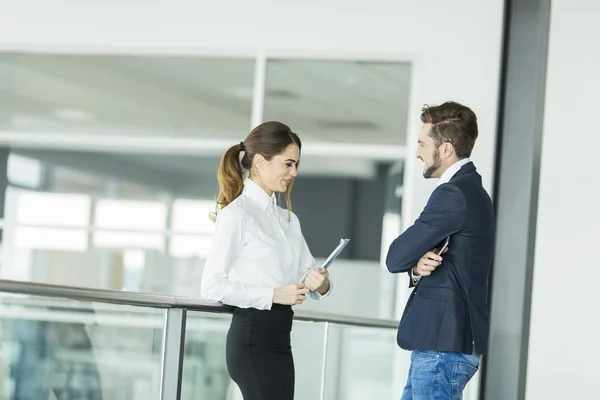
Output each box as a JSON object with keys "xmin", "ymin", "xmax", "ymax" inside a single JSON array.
[{"xmin": 52, "ymin": 108, "xmax": 94, "ymax": 122}]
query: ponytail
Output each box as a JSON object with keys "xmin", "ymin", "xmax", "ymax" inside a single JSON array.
[
  {"xmin": 210, "ymin": 143, "xmax": 244, "ymax": 221},
  {"xmin": 210, "ymin": 122, "xmax": 302, "ymax": 222}
]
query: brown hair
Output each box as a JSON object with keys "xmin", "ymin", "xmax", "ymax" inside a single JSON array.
[
  {"xmin": 420, "ymin": 101, "xmax": 478, "ymax": 158},
  {"xmin": 210, "ymin": 121, "xmax": 301, "ymax": 221}
]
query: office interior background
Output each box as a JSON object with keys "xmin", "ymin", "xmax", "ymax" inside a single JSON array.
[{"xmin": 0, "ymin": 0, "xmax": 596, "ymax": 399}]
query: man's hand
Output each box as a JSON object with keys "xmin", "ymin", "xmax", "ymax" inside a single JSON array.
[
  {"xmin": 413, "ymin": 247, "xmax": 448, "ymax": 277},
  {"xmin": 305, "ymin": 267, "xmax": 330, "ymax": 294}
]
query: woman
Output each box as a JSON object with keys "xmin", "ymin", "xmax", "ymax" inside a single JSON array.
[{"xmin": 200, "ymin": 121, "xmax": 333, "ymax": 400}]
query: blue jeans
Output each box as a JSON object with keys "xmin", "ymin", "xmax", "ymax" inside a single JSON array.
[{"xmin": 401, "ymin": 350, "xmax": 479, "ymax": 400}]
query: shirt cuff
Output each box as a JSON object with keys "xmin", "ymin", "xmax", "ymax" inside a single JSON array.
[
  {"xmin": 410, "ymin": 269, "xmax": 422, "ymax": 284},
  {"xmin": 309, "ymin": 279, "xmax": 333, "ymax": 300},
  {"xmin": 246, "ymin": 286, "xmax": 275, "ymax": 310}
]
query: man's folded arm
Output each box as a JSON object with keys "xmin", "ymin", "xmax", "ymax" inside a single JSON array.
[{"xmin": 385, "ymin": 184, "xmax": 466, "ymax": 274}]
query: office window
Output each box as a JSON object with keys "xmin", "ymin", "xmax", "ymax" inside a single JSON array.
[
  {"xmin": 93, "ymin": 199, "xmax": 167, "ymax": 250},
  {"xmin": 12, "ymin": 190, "xmax": 90, "ymax": 252}
]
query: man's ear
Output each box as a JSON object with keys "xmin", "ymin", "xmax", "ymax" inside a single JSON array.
[{"xmin": 441, "ymin": 142, "xmax": 455, "ymax": 159}]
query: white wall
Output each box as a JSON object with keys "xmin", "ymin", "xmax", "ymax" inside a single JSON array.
[{"xmin": 527, "ymin": 1, "xmax": 600, "ymax": 398}]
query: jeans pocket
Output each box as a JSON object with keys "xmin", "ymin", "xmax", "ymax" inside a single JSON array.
[
  {"xmin": 416, "ymin": 349, "xmax": 441, "ymax": 357},
  {"xmin": 451, "ymin": 361, "xmax": 478, "ymax": 399}
]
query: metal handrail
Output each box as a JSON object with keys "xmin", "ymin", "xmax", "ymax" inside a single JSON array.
[{"xmin": 0, "ymin": 279, "xmax": 399, "ymax": 329}]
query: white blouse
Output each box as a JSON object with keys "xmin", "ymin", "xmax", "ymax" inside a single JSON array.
[{"xmin": 200, "ymin": 178, "xmax": 332, "ymax": 310}]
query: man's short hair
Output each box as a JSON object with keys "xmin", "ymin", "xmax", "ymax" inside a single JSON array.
[{"xmin": 420, "ymin": 101, "xmax": 478, "ymax": 158}]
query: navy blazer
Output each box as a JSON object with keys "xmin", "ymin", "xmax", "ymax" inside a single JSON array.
[{"xmin": 386, "ymin": 162, "xmax": 495, "ymax": 355}]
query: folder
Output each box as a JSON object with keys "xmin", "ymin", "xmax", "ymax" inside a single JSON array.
[{"xmin": 300, "ymin": 238, "xmax": 350, "ymax": 282}]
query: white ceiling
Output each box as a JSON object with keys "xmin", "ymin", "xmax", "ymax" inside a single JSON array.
[{"xmin": 0, "ymin": 54, "xmax": 411, "ymax": 178}]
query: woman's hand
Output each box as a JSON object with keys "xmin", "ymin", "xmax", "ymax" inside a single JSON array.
[
  {"xmin": 304, "ymin": 268, "xmax": 330, "ymax": 294},
  {"xmin": 273, "ymin": 282, "xmax": 310, "ymax": 305}
]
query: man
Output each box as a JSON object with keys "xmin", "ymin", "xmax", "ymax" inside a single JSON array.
[{"xmin": 386, "ymin": 101, "xmax": 495, "ymax": 399}]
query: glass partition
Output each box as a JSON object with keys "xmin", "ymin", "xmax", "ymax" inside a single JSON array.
[
  {"xmin": 324, "ymin": 324, "xmax": 399, "ymax": 400},
  {"xmin": 180, "ymin": 311, "xmax": 398, "ymax": 400},
  {"xmin": 0, "ymin": 286, "xmax": 400, "ymax": 400},
  {"xmin": 291, "ymin": 321, "xmax": 328, "ymax": 399},
  {"xmin": 0, "ymin": 294, "xmax": 164, "ymax": 400},
  {"xmin": 181, "ymin": 311, "xmax": 231, "ymax": 399},
  {"xmin": 181, "ymin": 312, "xmax": 329, "ymax": 400}
]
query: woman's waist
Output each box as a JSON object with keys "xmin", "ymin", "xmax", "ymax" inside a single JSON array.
[
  {"xmin": 233, "ymin": 303, "xmax": 293, "ymax": 315},
  {"xmin": 232, "ymin": 304, "xmax": 294, "ymax": 329}
]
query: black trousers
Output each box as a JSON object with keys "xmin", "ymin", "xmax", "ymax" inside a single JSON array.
[{"xmin": 226, "ymin": 304, "xmax": 295, "ymax": 400}]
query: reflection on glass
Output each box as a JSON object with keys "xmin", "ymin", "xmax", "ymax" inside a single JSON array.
[
  {"xmin": 0, "ymin": 54, "xmax": 255, "ymax": 140},
  {"xmin": 0, "ymin": 294, "xmax": 164, "ymax": 400},
  {"xmin": 264, "ymin": 59, "xmax": 411, "ymax": 146},
  {"xmin": 324, "ymin": 324, "xmax": 398, "ymax": 400}
]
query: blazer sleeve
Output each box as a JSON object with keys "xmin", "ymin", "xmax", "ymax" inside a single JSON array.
[{"xmin": 385, "ymin": 184, "xmax": 466, "ymax": 274}]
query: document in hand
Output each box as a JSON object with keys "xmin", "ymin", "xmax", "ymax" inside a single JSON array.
[{"xmin": 300, "ymin": 238, "xmax": 350, "ymax": 282}]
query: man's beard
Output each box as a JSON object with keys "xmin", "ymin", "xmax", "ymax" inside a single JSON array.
[{"xmin": 423, "ymin": 148, "xmax": 442, "ymax": 179}]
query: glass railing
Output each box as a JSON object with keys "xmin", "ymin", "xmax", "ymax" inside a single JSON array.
[{"xmin": 0, "ymin": 280, "xmax": 399, "ymax": 400}]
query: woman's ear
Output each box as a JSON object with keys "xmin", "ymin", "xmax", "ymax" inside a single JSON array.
[{"xmin": 253, "ymin": 153, "xmax": 265, "ymax": 170}]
